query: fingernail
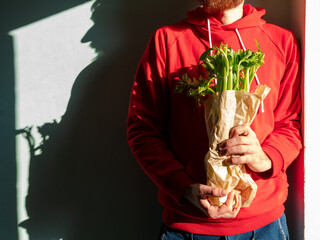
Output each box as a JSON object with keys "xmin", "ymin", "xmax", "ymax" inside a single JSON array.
[
  {"xmin": 218, "ymin": 143, "xmax": 225, "ymax": 150},
  {"xmin": 221, "ymin": 189, "xmax": 227, "ymax": 195},
  {"xmin": 225, "ymin": 158, "xmax": 232, "ymax": 165},
  {"xmin": 231, "ymin": 156, "xmax": 239, "ymax": 164},
  {"xmin": 219, "ymin": 150, "xmax": 226, "ymax": 156}
]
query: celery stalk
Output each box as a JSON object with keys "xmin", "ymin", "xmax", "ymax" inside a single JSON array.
[{"xmin": 176, "ymin": 41, "xmax": 265, "ymax": 104}]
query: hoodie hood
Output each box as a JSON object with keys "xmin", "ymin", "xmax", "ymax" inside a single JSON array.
[{"xmin": 183, "ymin": 4, "xmax": 266, "ymax": 30}]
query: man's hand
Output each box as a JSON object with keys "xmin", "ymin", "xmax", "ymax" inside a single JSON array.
[
  {"xmin": 219, "ymin": 124, "xmax": 272, "ymax": 173},
  {"xmin": 183, "ymin": 183, "xmax": 241, "ymax": 219}
]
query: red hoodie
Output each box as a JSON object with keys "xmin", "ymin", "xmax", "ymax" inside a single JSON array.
[{"xmin": 127, "ymin": 4, "xmax": 302, "ymax": 235}]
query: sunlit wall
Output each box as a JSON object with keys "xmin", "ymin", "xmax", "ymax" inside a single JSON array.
[
  {"xmin": 9, "ymin": 2, "xmax": 97, "ymax": 239},
  {"xmin": 305, "ymin": 0, "xmax": 320, "ymax": 238}
]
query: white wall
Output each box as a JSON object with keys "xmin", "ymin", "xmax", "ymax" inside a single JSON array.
[{"xmin": 305, "ymin": 0, "xmax": 320, "ymax": 239}]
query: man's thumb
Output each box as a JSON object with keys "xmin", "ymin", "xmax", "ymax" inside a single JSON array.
[{"xmin": 200, "ymin": 185, "xmax": 227, "ymax": 197}]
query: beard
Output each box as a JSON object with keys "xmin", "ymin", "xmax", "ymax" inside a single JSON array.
[{"xmin": 200, "ymin": 0, "xmax": 244, "ymax": 14}]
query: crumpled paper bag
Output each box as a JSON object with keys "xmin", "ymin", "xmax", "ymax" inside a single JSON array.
[{"xmin": 204, "ymin": 84, "xmax": 271, "ymax": 208}]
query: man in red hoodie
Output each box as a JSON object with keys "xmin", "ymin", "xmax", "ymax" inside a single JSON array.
[{"xmin": 127, "ymin": 0, "xmax": 302, "ymax": 239}]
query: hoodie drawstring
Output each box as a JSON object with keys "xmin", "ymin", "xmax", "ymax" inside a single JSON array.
[
  {"xmin": 207, "ymin": 18, "xmax": 213, "ymax": 55},
  {"xmin": 235, "ymin": 28, "xmax": 247, "ymax": 51},
  {"xmin": 207, "ymin": 19, "xmax": 265, "ymax": 113}
]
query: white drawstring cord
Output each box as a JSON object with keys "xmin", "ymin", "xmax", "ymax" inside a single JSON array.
[
  {"xmin": 235, "ymin": 28, "xmax": 247, "ymax": 51},
  {"xmin": 207, "ymin": 18, "xmax": 213, "ymax": 55},
  {"xmin": 207, "ymin": 19, "xmax": 217, "ymax": 84},
  {"xmin": 235, "ymin": 28, "xmax": 265, "ymax": 113}
]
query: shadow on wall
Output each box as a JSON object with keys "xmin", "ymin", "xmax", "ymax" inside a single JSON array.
[{"xmin": 15, "ymin": 0, "xmax": 198, "ymax": 239}]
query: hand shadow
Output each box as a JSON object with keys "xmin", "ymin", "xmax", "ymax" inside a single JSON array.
[{"xmin": 17, "ymin": 1, "xmax": 167, "ymax": 239}]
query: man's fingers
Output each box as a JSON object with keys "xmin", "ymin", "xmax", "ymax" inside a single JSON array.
[
  {"xmin": 199, "ymin": 198, "xmax": 212, "ymax": 217},
  {"xmin": 184, "ymin": 184, "xmax": 242, "ymax": 220},
  {"xmin": 200, "ymin": 198, "xmax": 211, "ymax": 210},
  {"xmin": 199, "ymin": 184, "xmax": 227, "ymax": 198},
  {"xmin": 202, "ymin": 191, "xmax": 242, "ymax": 219},
  {"xmin": 216, "ymin": 192, "xmax": 242, "ymax": 218},
  {"xmin": 231, "ymin": 194, "xmax": 242, "ymax": 216},
  {"xmin": 236, "ymin": 194, "xmax": 242, "ymax": 209},
  {"xmin": 210, "ymin": 187, "xmax": 227, "ymax": 197},
  {"xmin": 229, "ymin": 124, "xmax": 255, "ymax": 138},
  {"xmin": 228, "ymin": 155, "xmax": 250, "ymax": 165},
  {"xmin": 219, "ymin": 145, "xmax": 252, "ymax": 157},
  {"xmin": 225, "ymin": 190, "xmax": 235, "ymax": 208},
  {"xmin": 219, "ymin": 136, "xmax": 252, "ymax": 150}
]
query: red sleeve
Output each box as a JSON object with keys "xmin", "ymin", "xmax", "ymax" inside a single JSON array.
[
  {"xmin": 261, "ymin": 34, "xmax": 302, "ymax": 178},
  {"xmin": 127, "ymin": 29, "xmax": 195, "ymax": 204}
]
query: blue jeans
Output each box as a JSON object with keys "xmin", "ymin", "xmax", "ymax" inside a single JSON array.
[{"xmin": 159, "ymin": 213, "xmax": 289, "ymax": 240}]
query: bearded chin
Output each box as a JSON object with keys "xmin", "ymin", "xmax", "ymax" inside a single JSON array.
[{"xmin": 201, "ymin": 0, "xmax": 244, "ymax": 13}]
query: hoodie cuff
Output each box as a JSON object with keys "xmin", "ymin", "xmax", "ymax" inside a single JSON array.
[
  {"xmin": 261, "ymin": 144, "xmax": 284, "ymax": 178},
  {"xmin": 162, "ymin": 171, "xmax": 196, "ymax": 206}
]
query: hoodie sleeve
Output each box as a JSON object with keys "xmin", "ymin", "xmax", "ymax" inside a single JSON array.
[
  {"xmin": 127, "ymin": 29, "xmax": 195, "ymax": 204},
  {"xmin": 261, "ymin": 33, "xmax": 302, "ymax": 178}
]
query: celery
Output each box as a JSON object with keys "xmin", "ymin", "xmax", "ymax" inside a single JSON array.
[{"xmin": 176, "ymin": 41, "xmax": 265, "ymax": 103}]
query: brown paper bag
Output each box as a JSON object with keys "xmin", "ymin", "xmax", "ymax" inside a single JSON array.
[{"xmin": 204, "ymin": 84, "xmax": 271, "ymax": 208}]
